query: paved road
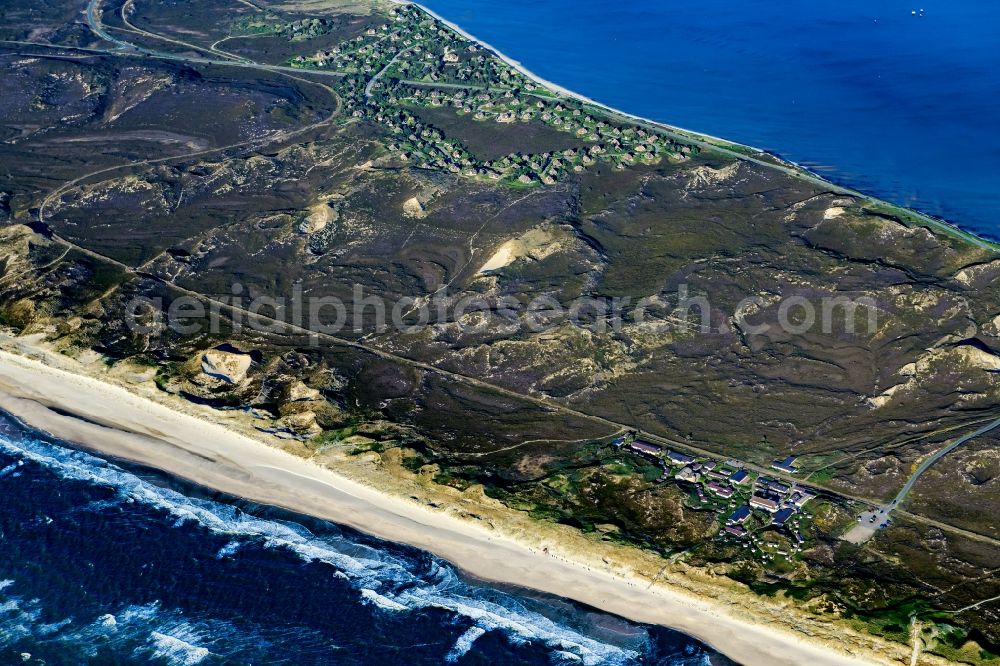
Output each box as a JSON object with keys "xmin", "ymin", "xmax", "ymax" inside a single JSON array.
[
  {"xmin": 118, "ymin": 0, "xmax": 247, "ymax": 62},
  {"xmin": 892, "ymin": 417, "xmax": 1000, "ymax": 506},
  {"xmin": 365, "ymin": 48, "xmax": 412, "ymax": 98},
  {"xmin": 35, "ymin": 1, "xmax": 345, "ymax": 230},
  {"xmin": 85, "ymin": 0, "xmax": 125, "ymax": 47},
  {"xmin": 81, "ymin": 0, "xmax": 350, "ymax": 79},
  {"xmin": 844, "ymin": 417, "xmax": 1000, "ymax": 543},
  {"xmin": 1, "ymin": 36, "xmax": 350, "ymax": 81}
]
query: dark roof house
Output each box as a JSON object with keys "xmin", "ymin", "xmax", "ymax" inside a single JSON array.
[
  {"xmin": 750, "ymin": 495, "xmax": 779, "ymax": 512},
  {"xmin": 727, "ymin": 506, "xmax": 751, "ymax": 524},
  {"xmin": 628, "ymin": 440, "xmax": 662, "ymax": 456},
  {"xmin": 772, "ymin": 508, "xmax": 795, "ymax": 526},
  {"xmin": 730, "ymin": 469, "xmax": 750, "ymax": 485},
  {"xmin": 667, "ymin": 450, "xmax": 695, "ymax": 465},
  {"xmin": 771, "ymin": 455, "xmax": 799, "ymax": 474},
  {"xmin": 707, "ymin": 481, "xmax": 734, "ymax": 498},
  {"xmin": 768, "ymin": 481, "xmax": 791, "ymax": 494}
]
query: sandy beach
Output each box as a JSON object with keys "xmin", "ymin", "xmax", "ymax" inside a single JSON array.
[{"xmin": 0, "ymin": 346, "xmax": 910, "ymax": 666}]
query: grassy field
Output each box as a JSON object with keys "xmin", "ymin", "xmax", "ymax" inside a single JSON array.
[{"xmin": 408, "ymin": 104, "xmax": 591, "ymax": 162}]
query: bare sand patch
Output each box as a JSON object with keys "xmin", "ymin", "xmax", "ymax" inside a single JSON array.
[
  {"xmin": 402, "ymin": 196, "xmax": 427, "ymax": 219},
  {"xmin": 477, "ymin": 225, "xmax": 567, "ymax": 273}
]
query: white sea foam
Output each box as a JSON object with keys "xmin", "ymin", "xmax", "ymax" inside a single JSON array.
[
  {"xmin": 0, "ymin": 593, "xmax": 42, "ymax": 648},
  {"xmin": 215, "ymin": 540, "xmax": 242, "ymax": 559},
  {"xmin": 36, "ymin": 618, "xmax": 73, "ymax": 635},
  {"xmin": 0, "ymin": 430, "xmax": 652, "ymax": 664},
  {"xmin": 446, "ymin": 625, "xmax": 486, "ymax": 662},
  {"xmin": 148, "ymin": 631, "xmax": 211, "ymax": 665},
  {"xmin": 69, "ymin": 603, "xmax": 227, "ymax": 662},
  {"xmin": 359, "ymin": 588, "xmax": 409, "ymax": 612},
  {"xmin": 0, "ymin": 577, "xmax": 327, "ymax": 663}
]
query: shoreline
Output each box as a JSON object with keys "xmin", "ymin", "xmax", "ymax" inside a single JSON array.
[
  {"xmin": 2, "ymin": 7, "xmax": 978, "ymax": 662},
  {"xmin": 0, "ymin": 346, "xmax": 914, "ymax": 666},
  {"xmin": 395, "ymin": 0, "xmax": 746, "ymax": 146},
  {"xmin": 395, "ymin": 0, "xmax": 1000, "ymax": 253}
]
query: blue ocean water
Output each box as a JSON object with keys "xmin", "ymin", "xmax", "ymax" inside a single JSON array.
[
  {"xmin": 0, "ymin": 413, "xmax": 727, "ymax": 666},
  {"xmin": 419, "ymin": 0, "xmax": 1000, "ymax": 240}
]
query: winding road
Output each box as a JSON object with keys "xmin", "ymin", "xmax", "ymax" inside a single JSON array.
[
  {"xmin": 891, "ymin": 417, "xmax": 1000, "ymax": 507},
  {"xmin": 82, "ymin": 0, "xmax": 350, "ymax": 79},
  {"xmin": 364, "ymin": 47, "xmax": 412, "ymax": 98},
  {"xmin": 844, "ymin": 416, "xmax": 1000, "ymax": 543}
]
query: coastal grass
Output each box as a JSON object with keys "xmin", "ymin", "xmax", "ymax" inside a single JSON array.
[{"xmin": 862, "ymin": 199, "xmax": 1000, "ymax": 252}]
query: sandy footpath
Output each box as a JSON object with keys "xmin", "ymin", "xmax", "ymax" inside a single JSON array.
[{"xmin": 0, "ymin": 349, "xmax": 885, "ymax": 666}]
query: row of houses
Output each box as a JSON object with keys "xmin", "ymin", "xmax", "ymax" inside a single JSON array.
[
  {"xmin": 619, "ymin": 437, "xmax": 816, "ymax": 549},
  {"xmin": 623, "ymin": 439, "xmax": 754, "ymax": 505}
]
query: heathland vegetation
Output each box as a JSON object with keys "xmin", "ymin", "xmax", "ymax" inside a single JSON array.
[{"xmin": 1, "ymin": 0, "xmax": 999, "ymax": 662}]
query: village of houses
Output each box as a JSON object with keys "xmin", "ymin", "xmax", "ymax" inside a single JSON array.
[
  {"xmin": 262, "ymin": 4, "xmax": 699, "ymax": 185},
  {"xmin": 381, "ymin": 89, "xmax": 696, "ymax": 185},
  {"xmin": 289, "ymin": 4, "xmax": 523, "ymax": 86},
  {"xmin": 617, "ymin": 437, "xmax": 818, "ymax": 563}
]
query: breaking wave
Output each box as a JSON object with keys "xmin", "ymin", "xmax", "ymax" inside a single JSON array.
[
  {"xmin": 0, "ymin": 415, "xmax": 716, "ymax": 665},
  {"xmin": 0, "ymin": 592, "xmax": 216, "ymax": 665}
]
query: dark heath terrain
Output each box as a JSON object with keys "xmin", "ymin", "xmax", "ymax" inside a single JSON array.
[{"xmin": 1, "ymin": 0, "xmax": 998, "ymax": 661}]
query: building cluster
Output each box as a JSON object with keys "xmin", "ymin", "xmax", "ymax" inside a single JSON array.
[
  {"xmin": 619, "ymin": 438, "xmax": 816, "ymax": 563},
  {"xmin": 291, "ymin": 4, "xmax": 532, "ymax": 90},
  {"xmin": 384, "ymin": 84, "xmax": 697, "ymax": 184},
  {"xmin": 293, "ymin": 28, "xmax": 389, "ymax": 74},
  {"xmin": 380, "ymin": 6, "xmax": 534, "ymax": 88},
  {"xmin": 291, "ymin": 5, "xmax": 426, "ymax": 74},
  {"xmin": 375, "ymin": 106, "xmax": 486, "ymax": 176},
  {"xmin": 389, "ymin": 38, "xmax": 524, "ymax": 87},
  {"xmin": 270, "ymin": 3, "xmax": 699, "ymax": 186}
]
